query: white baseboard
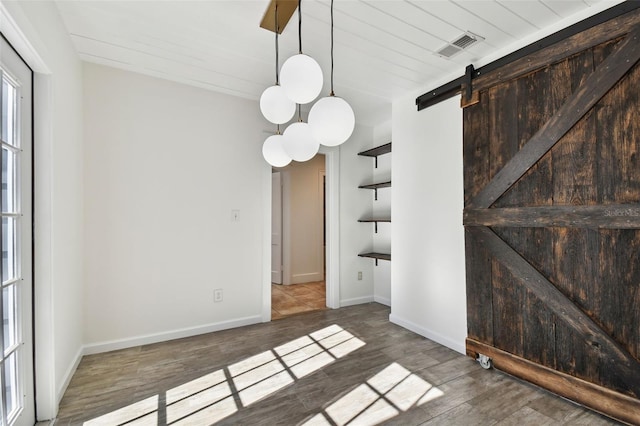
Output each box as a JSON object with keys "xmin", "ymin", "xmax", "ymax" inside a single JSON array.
[
  {"xmin": 83, "ymin": 315, "xmax": 262, "ymax": 355},
  {"xmin": 374, "ymin": 295, "xmax": 391, "ymax": 306},
  {"xmin": 57, "ymin": 346, "xmax": 83, "ymax": 404},
  {"xmin": 340, "ymin": 296, "xmax": 374, "ymax": 307},
  {"xmin": 291, "ymin": 272, "xmax": 324, "ymax": 284},
  {"xmin": 389, "ymin": 313, "xmax": 466, "ymax": 355}
]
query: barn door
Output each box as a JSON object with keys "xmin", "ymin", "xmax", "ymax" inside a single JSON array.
[{"xmin": 462, "ymin": 11, "xmax": 640, "ymax": 425}]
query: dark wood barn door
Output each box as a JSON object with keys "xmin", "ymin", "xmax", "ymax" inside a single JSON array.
[{"xmin": 463, "ymin": 9, "xmax": 640, "ymax": 425}]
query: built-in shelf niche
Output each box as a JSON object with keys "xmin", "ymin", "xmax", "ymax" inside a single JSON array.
[{"xmin": 358, "ymin": 142, "xmax": 392, "ymax": 264}]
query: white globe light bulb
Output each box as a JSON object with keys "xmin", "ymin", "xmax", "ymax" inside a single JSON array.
[
  {"xmin": 280, "ymin": 54, "xmax": 323, "ymax": 105},
  {"xmin": 262, "ymin": 134, "xmax": 292, "ymax": 167},
  {"xmin": 308, "ymin": 96, "xmax": 355, "ymax": 146},
  {"xmin": 260, "ymin": 85, "xmax": 296, "ymax": 124},
  {"xmin": 282, "ymin": 122, "xmax": 320, "ymax": 162}
]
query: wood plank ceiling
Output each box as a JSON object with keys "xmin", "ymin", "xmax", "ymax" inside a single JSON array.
[{"xmin": 53, "ymin": 0, "xmax": 621, "ymax": 125}]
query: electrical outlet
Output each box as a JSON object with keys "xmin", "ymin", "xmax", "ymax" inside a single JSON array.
[
  {"xmin": 358, "ymin": 271, "xmax": 363, "ymax": 280},
  {"xmin": 214, "ymin": 289, "xmax": 223, "ymax": 303}
]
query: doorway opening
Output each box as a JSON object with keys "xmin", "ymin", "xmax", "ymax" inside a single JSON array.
[{"xmin": 271, "ymin": 154, "xmax": 327, "ymax": 319}]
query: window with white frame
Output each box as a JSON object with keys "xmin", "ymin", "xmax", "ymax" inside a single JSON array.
[{"xmin": 1, "ymin": 35, "xmax": 35, "ymax": 426}]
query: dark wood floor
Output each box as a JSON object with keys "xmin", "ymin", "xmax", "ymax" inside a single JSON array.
[
  {"xmin": 55, "ymin": 303, "xmax": 618, "ymax": 425},
  {"xmin": 272, "ymin": 281, "xmax": 327, "ymax": 320}
]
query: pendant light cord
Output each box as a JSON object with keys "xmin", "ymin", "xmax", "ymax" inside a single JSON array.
[
  {"xmin": 275, "ymin": 3, "xmax": 279, "ymax": 84},
  {"xmin": 298, "ymin": 0, "xmax": 303, "ymax": 54},
  {"xmin": 330, "ymin": 0, "xmax": 334, "ymax": 96},
  {"xmin": 296, "ymin": 1, "xmax": 303, "ymax": 124}
]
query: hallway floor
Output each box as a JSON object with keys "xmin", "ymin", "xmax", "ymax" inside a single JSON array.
[{"xmin": 271, "ymin": 281, "xmax": 327, "ymax": 320}]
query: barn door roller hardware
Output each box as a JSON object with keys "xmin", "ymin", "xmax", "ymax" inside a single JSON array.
[
  {"xmin": 461, "ymin": 64, "xmax": 479, "ymax": 107},
  {"xmin": 477, "ymin": 354, "xmax": 492, "ymax": 370}
]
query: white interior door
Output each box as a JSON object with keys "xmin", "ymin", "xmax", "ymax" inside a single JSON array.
[
  {"xmin": 1, "ymin": 36, "xmax": 35, "ymax": 426},
  {"xmin": 271, "ymin": 172, "xmax": 283, "ymax": 284}
]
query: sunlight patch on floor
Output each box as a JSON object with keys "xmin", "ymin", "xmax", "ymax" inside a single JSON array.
[
  {"xmin": 302, "ymin": 362, "xmax": 444, "ymax": 426},
  {"xmin": 83, "ymin": 395, "xmax": 158, "ymax": 426},
  {"xmin": 166, "ymin": 376, "xmax": 234, "ymax": 423},
  {"xmin": 84, "ymin": 324, "xmax": 365, "ymax": 425},
  {"xmin": 171, "ymin": 396, "xmax": 237, "ymax": 426},
  {"xmin": 166, "ymin": 370, "xmax": 227, "ymax": 404},
  {"xmin": 238, "ymin": 370, "xmax": 295, "ymax": 406},
  {"xmin": 123, "ymin": 411, "xmax": 158, "ymax": 426}
]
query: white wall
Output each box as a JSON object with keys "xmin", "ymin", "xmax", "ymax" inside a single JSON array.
[
  {"xmin": 390, "ymin": 95, "xmax": 467, "ymax": 354},
  {"xmin": 372, "ymin": 121, "xmax": 391, "ymax": 306},
  {"xmin": 83, "ymin": 63, "xmax": 268, "ymax": 351},
  {"xmin": 279, "ymin": 154, "xmax": 325, "ymax": 285},
  {"xmin": 1, "ymin": 0, "xmax": 85, "ymax": 419},
  {"xmin": 83, "ymin": 63, "xmax": 376, "ymax": 341}
]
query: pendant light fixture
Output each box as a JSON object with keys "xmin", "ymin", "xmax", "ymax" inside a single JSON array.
[
  {"xmin": 260, "ymin": 3, "xmax": 296, "ymax": 124},
  {"xmin": 308, "ymin": 0, "xmax": 355, "ymax": 147},
  {"xmin": 279, "ymin": 0, "xmax": 323, "ymax": 105},
  {"xmin": 262, "ymin": 3, "xmax": 293, "ymax": 167},
  {"xmin": 263, "ymin": 125, "xmax": 292, "ymax": 167},
  {"xmin": 283, "ymin": 105, "xmax": 320, "ymax": 162}
]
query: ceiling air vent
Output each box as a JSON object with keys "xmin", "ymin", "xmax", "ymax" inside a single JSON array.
[
  {"xmin": 453, "ymin": 34, "xmax": 477, "ymax": 49},
  {"xmin": 437, "ymin": 45, "xmax": 462, "ymax": 58},
  {"xmin": 436, "ymin": 32, "xmax": 484, "ymax": 58}
]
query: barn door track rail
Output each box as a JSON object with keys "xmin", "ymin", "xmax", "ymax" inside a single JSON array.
[{"xmin": 416, "ymin": 1, "xmax": 640, "ymax": 111}]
